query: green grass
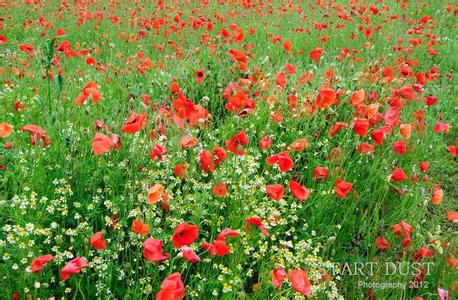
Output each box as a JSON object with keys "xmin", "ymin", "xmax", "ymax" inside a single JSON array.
[{"xmin": 0, "ymin": 0, "xmax": 456, "ymax": 299}]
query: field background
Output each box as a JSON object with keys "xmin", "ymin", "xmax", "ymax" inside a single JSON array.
[{"xmin": 0, "ymin": 0, "xmax": 456, "ymax": 299}]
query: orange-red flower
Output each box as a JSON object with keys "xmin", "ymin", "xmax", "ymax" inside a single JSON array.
[
  {"xmin": 0, "ymin": 123, "xmax": 13, "ymax": 138},
  {"xmin": 309, "ymin": 47, "xmax": 323, "ymax": 62},
  {"xmin": 391, "ymin": 168, "xmax": 408, "ymax": 182},
  {"xmin": 121, "ymin": 111, "xmax": 147, "ymax": 134},
  {"xmin": 375, "ymin": 236, "xmax": 390, "ymax": 250},
  {"xmin": 288, "ymin": 269, "xmax": 311, "ymax": 297},
  {"xmin": 92, "ymin": 133, "xmax": 113, "ymax": 155},
  {"xmin": 31, "ymin": 254, "xmax": 53, "ymax": 274},
  {"xmin": 156, "ymin": 272, "xmax": 185, "ymax": 300},
  {"xmin": 391, "ymin": 220, "xmax": 413, "ymax": 249},
  {"xmin": 313, "ymin": 166, "xmax": 329, "ymax": 180},
  {"xmin": 225, "ymin": 131, "xmax": 248, "ymax": 155},
  {"xmin": 245, "ymin": 217, "xmax": 269, "ymax": 236},
  {"xmin": 335, "ymin": 178, "xmax": 353, "ymax": 198},
  {"xmin": 181, "ymin": 246, "xmax": 200, "ymax": 263},
  {"xmin": 266, "ymin": 151, "xmax": 294, "ymax": 172},
  {"xmin": 61, "ymin": 256, "xmax": 87, "ymax": 281},
  {"xmin": 132, "ymin": 219, "xmax": 150, "ymax": 236},
  {"xmin": 200, "ymin": 149, "xmax": 214, "ymax": 173},
  {"xmin": 272, "ymin": 268, "xmax": 287, "ymax": 290},
  {"xmin": 75, "ymin": 82, "xmax": 101, "ymax": 105},
  {"xmin": 148, "ymin": 184, "xmax": 164, "ymax": 204},
  {"xmin": 213, "ymin": 182, "xmax": 228, "ymax": 197},
  {"xmin": 289, "ymin": 180, "xmax": 310, "ymax": 202},
  {"xmin": 89, "ymin": 231, "xmax": 107, "ymax": 250},
  {"xmin": 266, "ymin": 184, "xmax": 284, "ymax": 201},
  {"xmin": 172, "ymin": 223, "xmax": 199, "ymax": 248},
  {"xmin": 142, "ymin": 238, "xmax": 170, "ymax": 262},
  {"xmin": 431, "ymin": 184, "xmax": 443, "ymax": 205}
]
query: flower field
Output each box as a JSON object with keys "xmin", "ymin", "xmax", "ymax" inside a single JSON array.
[{"xmin": 0, "ymin": 0, "xmax": 457, "ymax": 299}]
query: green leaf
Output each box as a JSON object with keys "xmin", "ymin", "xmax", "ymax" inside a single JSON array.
[{"xmin": 55, "ymin": 74, "xmax": 63, "ymax": 92}]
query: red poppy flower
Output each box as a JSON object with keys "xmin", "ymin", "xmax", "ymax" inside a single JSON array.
[
  {"xmin": 335, "ymin": 178, "xmax": 353, "ymax": 198},
  {"xmin": 448, "ymin": 211, "xmax": 458, "ymax": 223},
  {"xmin": 148, "ymin": 184, "xmax": 164, "ymax": 204},
  {"xmin": 285, "ymin": 63, "xmax": 295, "ymax": 74},
  {"xmin": 216, "ymin": 228, "xmax": 239, "ymax": 241},
  {"xmin": 329, "ymin": 122, "xmax": 348, "ymax": 138},
  {"xmin": 419, "ymin": 162, "xmax": 429, "ymax": 172},
  {"xmin": 121, "ymin": 111, "xmax": 147, "ymax": 134},
  {"xmin": 200, "ymin": 149, "xmax": 214, "ymax": 173},
  {"xmin": 75, "ymin": 82, "xmax": 101, "ymax": 106},
  {"xmin": 212, "ymin": 146, "xmax": 226, "ymax": 167},
  {"xmin": 181, "ymin": 246, "xmax": 200, "ymax": 263},
  {"xmin": 413, "ymin": 247, "xmax": 433, "ymax": 262},
  {"xmin": 14, "ymin": 100, "xmax": 27, "ymax": 111},
  {"xmin": 132, "ymin": 219, "xmax": 150, "ymax": 236},
  {"xmin": 195, "ymin": 67, "xmax": 206, "ymax": 84},
  {"xmin": 156, "ymin": 272, "xmax": 185, "ymax": 300},
  {"xmin": 31, "ymin": 254, "xmax": 53, "ymax": 274},
  {"xmin": 266, "ymin": 151, "xmax": 294, "ymax": 172},
  {"xmin": 272, "ymin": 268, "xmax": 287, "ymax": 290},
  {"xmin": 399, "ymin": 124, "xmax": 412, "ymax": 139},
  {"xmin": 22, "ymin": 125, "xmax": 50, "ymax": 146},
  {"xmin": 349, "ymin": 89, "xmax": 366, "ymax": 106},
  {"xmin": 352, "ymin": 119, "xmax": 369, "ymax": 137},
  {"xmin": 173, "ymin": 94, "xmax": 208, "ymax": 126},
  {"xmin": 225, "ymin": 131, "xmax": 248, "ymax": 155},
  {"xmin": 90, "ymin": 232, "xmax": 107, "ymax": 250},
  {"xmin": 431, "ymin": 184, "xmax": 443, "ymax": 205},
  {"xmin": 375, "ymin": 236, "xmax": 390, "ymax": 250},
  {"xmin": 174, "ymin": 164, "xmax": 188, "ymax": 178},
  {"xmin": 310, "ymin": 47, "xmax": 323, "ymax": 62},
  {"xmin": 282, "ymin": 40, "xmax": 292, "ymax": 54},
  {"xmin": 111, "ymin": 134, "xmax": 121, "ymax": 150},
  {"xmin": 384, "ymin": 107, "xmax": 400, "ymax": 128},
  {"xmin": 259, "ymin": 136, "xmax": 272, "ymax": 150},
  {"xmin": 370, "ymin": 128, "xmax": 385, "ymax": 145},
  {"xmin": 391, "ymin": 220, "xmax": 413, "ymax": 249},
  {"xmin": 357, "ymin": 143, "xmax": 375, "ymax": 155},
  {"xmin": 213, "ymin": 182, "xmax": 228, "ymax": 197},
  {"xmin": 397, "ymin": 85, "xmax": 415, "ymax": 100},
  {"xmin": 0, "ymin": 123, "xmax": 13, "ymax": 138},
  {"xmin": 433, "ymin": 121, "xmax": 449, "ymax": 134},
  {"xmin": 275, "ymin": 72, "xmax": 287, "ymax": 88},
  {"xmin": 245, "ymin": 217, "xmax": 269, "ymax": 236},
  {"xmin": 425, "ymin": 95, "xmax": 438, "ymax": 106},
  {"xmin": 226, "ymin": 91, "xmax": 248, "ymax": 113},
  {"xmin": 141, "ymin": 94, "xmax": 151, "ymax": 106},
  {"xmin": 289, "ymin": 138, "xmax": 310, "ymax": 152},
  {"xmin": 92, "ymin": 133, "xmax": 113, "ymax": 155},
  {"xmin": 233, "ymin": 28, "xmax": 244, "ymax": 43},
  {"xmin": 61, "ymin": 257, "xmax": 88, "ymax": 281},
  {"xmin": 0, "ymin": 34, "xmax": 7, "ymax": 45},
  {"xmin": 288, "ymin": 269, "xmax": 312, "ymax": 297},
  {"xmin": 313, "ymin": 166, "xmax": 329, "ymax": 180},
  {"xmin": 172, "ymin": 223, "xmax": 199, "ymax": 248},
  {"xmin": 150, "ymin": 144, "xmax": 167, "ymax": 161},
  {"xmin": 393, "ymin": 141, "xmax": 407, "ymax": 154},
  {"xmin": 314, "ymin": 89, "xmax": 336, "ymax": 110},
  {"xmin": 289, "ymin": 180, "xmax": 310, "ymax": 202},
  {"xmin": 201, "ymin": 239, "xmax": 230, "ymax": 256},
  {"xmin": 391, "ymin": 168, "xmax": 408, "ymax": 182},
  {"xmin": 228, "ymin": 49, "xmax": 247, "ymax": 63},
  {"xmin": 266, "ymin": 184, "xmax": 284, "ymax": 201},
  {"xmin": 142, "ymin": 238, "xmax": 170, "ymax": 263},
  {"xmin": 180, "ymin": 135, "xmax": 198, "ymax": 149},
  {"xmin": 56, "ymin": 28, "xmax": 66, "ymax": 36}
]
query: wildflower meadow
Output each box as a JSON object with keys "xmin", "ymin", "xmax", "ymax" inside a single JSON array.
[{"xmin": 0, "ymin": 0, "xmax": 456, "ymax": 299}]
